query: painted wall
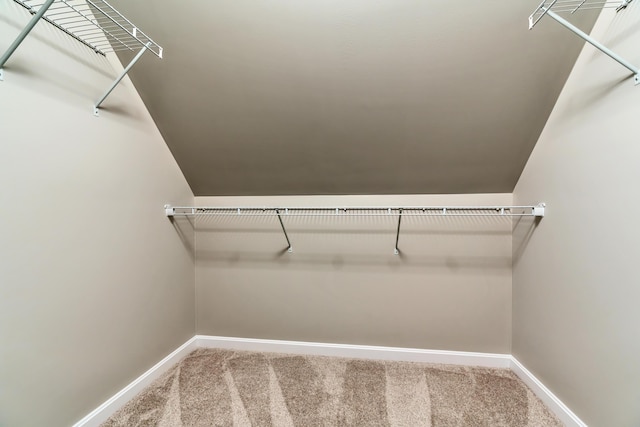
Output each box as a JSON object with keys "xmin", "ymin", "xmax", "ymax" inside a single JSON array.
[
  {"xmin": 0, "ymin": 4, "xmax": 195, "ymax": 426},
  {"xmin": 513, "ymin": 6, "xmax": 640, "ymax": 427},
  {"xmin": 108, "ymin": 0, "xmax": 599, "ymax": 197},
  {"xmin": 194, "ymin": 194, "xmax": 513, "ymax": 353}
]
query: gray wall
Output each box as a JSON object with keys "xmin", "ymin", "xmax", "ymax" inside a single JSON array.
[
  {"xmin": 512, "ymin": 6, "xmax": 640, "ymax": 427},
  {"xmin": 195, "ymin": 194, "xmax": 513, "ymax": 353},
  {"xmin": 0, "ymin": 4, "xmax": 195, "ymax": 426},
  {"xmin": 108, "ymin": 0, "xmax": 599, "ymax": 197}
]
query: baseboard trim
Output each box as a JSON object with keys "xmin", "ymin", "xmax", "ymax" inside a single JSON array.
[
  {"xmin": 73, "ymin": 335, "xmax": 586, "ymax": 427},
  {"xmin": 510, "ymin": 357, "xmax": 587, "ymax": 427},
  {"xmin": 196, "ymin": 335, "xmax": 512, "ymax": 368},
  {"xmin": 71, "ymin": 336, "xmax": 199, "ymax": 427}
]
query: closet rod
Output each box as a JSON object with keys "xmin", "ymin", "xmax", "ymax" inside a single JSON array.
[{"xmin": 164, "ymin": 204, "xmax": 546, "ymax": 218}]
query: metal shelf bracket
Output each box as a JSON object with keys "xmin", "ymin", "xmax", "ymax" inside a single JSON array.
[
  {"xmin": 533, "ymin": 203, "xmax": 546, "ymax": 217},
  {"xmin": 529, "ymin": 0, "xmax": 639, "ymax": 85},
  {"xmin": 394, "ymin": 209, "xmax": 403, "ymax": 255},
  {"xmin": 94, "ymin": 42, "xmax": 150, "ymax": 117},
  {"xmin": 0, "ymin": 0, "xmax": 55, "ymax": 81},
  {"xmin": 275, "ymin": 209, "xmax": 293, "ymax": 253}
]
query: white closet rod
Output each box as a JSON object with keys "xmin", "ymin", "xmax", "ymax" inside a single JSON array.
[{"xmin": 165, "ymin": 204, "xmax": 545, "ymax": 255}]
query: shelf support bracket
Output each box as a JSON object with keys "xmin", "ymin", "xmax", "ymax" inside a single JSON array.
[
  {"xmin": 394, "ymin": 209, "xmax": 403, "ymax": 255},
  {"xmin": 533, "ymin": 203, "xmax": 546, "ymax": 217},
  {"xmin": 93, "ymin": 42, "xmax": 151, "ymax": 116},
  {"xmin": 0, "ymin": 0, "xmax": 55, "ymax": 81},
  {"xmin": 543, "ymin": 9, "xmax": 640, "ymax": 85},
  {"xmin": 275, "ymin": 209, "xmax": 293, "ymax": 253}
]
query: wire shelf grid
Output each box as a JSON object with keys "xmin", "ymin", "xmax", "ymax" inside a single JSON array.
[
  {"xmin": 11, "ymin": 0, "xmax": 162, "ymax": 57},
  {"xmin": 530, "ymin": 0, "xmax": 631, "ymax": 28},
  {"xmin": 165, "ymin": 206, "xmax": 545, "ymax": 218}
]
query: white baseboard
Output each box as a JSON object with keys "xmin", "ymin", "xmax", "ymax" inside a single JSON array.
[
  {"xmin": 73, "ymin": 335, "xmax": 585, "ymax": 427},
  {"xmin": 71, "ymin": 336, "xmax": 199, "ymax": 427},
  {"xmin": 195, "ymin": 335, "xmax": 512, "ymax": 368},
  {"xmin": 510, "ymin": 357, "xmax": 587, "ymax": 427}
]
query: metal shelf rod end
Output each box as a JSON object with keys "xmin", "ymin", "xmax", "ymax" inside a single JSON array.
[{"xmin": 533, "ymin": 203, "xmax": 546, "ymax": 217}]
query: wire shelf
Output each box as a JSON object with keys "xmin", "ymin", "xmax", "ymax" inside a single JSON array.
[
  {"xmin": 529, "ymin": 0, "xmax": 632, "ymax": 28},
  {"xmin": 165, "ymin": 205, "xmax": 546, "ymax": 218},
  {"xmin": 528, "ymin": 0, "xmax": 638, "ymax": 85},
  {"xmin": 166, "ymin": 204, "xmax": 545, "ymax": 255},
  {"xmin": 11, "ymin": 0, "xmax": 162, "ymax": 57}
]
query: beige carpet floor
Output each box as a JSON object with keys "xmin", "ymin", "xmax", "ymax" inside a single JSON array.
[{"xmin": 101, "ymin": 348, "xmax": 562, "ymax": 427}]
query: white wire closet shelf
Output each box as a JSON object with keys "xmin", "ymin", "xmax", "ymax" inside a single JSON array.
[
  {"xmin": 12, "ymin": 0, "xmax": 162, "ymax": 57},
  {"xmin": 1, "ymin": 0, "xmax": 163, "ymax": 113},
  {"xmin": 529, "ymin": 0, "xmax": 632, "ymax": 28},
  {"xmin": 529, "ymin": 0, "xmax": 639, "ymax": 85},
  {"xmin": 165, "ymin": 205, "xmax": 546, "ymax": 217},
  {"xmin": 165, "ymin": 204, "xmax": 546, "ymax": 255}
]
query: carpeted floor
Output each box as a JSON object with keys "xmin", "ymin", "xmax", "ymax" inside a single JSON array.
[{"xmin": 101, "ymin": 348, "xmax": 562, "ymax": 426}]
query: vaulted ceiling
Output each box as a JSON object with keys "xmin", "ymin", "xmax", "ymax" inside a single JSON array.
[{"xmin": 109, "ymin": 0, "xmax": 598, "ymax": 196}]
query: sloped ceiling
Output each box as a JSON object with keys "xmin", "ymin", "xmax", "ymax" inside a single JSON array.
[{"xmin": 108, "ymin": 0, "xmax": 599, "ymax": 196}]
